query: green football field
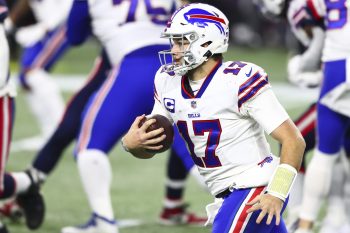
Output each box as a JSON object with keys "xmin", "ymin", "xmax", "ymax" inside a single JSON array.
[{"xmin": 4, "ymin": 42, "xmax": 316, "ymax": 233}]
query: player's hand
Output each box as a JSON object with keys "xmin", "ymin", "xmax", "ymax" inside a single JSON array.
[
  {"xmin": 246, "ymin": 193, "xmax": 284, "ymax": 225},
  {"xmin": 15, "ymin": 23, "xmax": 47, "ymax": 47},
  {"xmin": 123, "ymin": 115, "xmax": 166, "ymax": 154}
]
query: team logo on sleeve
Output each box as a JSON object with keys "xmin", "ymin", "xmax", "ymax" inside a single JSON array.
[{"xmin": 164, "ymin": 98, "xmax": 175, "ymax": 113}]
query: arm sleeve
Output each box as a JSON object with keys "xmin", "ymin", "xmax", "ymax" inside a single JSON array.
[
  {"xmin": 0, "ymin": 0, "xmax": 8, "ymax": 23},
  {"xmin": 241, "ymin": 89, "xmax": 290, "ymax": 134},
  {"xmin": 150, "ymin": 69, "xmax": 174, "ymax": 124},
  {"xmin": 67, "ymin": 0, "xmax": 91, "ymax": 46},
  {"xmin": 306, "ymin": 0, "xmax": 326, "ymax": 20},
  {"xmin": 298, "ymin": 27, "xmax": 324, "ymax": 72},
  {"xmin": 150, "ymin": 99, "xmax": 173, "ymax": 124}
]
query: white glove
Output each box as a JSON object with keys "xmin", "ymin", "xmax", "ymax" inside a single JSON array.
[
  {"xmin": 294, "ymin": 71, "xmax": 323, "ymax": 88},
  {"xmin": 287, "ymin": 55, "xmax": 302, "ymax": 80},
  {"xmin": 4, "ymin": 18, "xmax": 15, "ymax": 35},
  {"xmin": 288, "ymin": 55, "xmax": 322, "ymax": 88},
  {"xmin": 15, "ymin": 23, "xmax": 47, "ymax": 47}
]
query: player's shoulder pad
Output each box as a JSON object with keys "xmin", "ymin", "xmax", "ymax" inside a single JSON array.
[
  {"xmin": 222, "ymin": 61, "xmax": 268, "ymax": 82},
  {"xmin": 237, "ymin": 62, "xmax": 268, "ymax": 87},
  {"xmin": 288, "ymin": 0, "xmax": 323, "ymax": 29},
  {"xmin": 155, "ymin": 66, "xmax": 172, "ymax": 82},
  {"xmin": 305, "ymin": 0, "xmax": 326, "ymax": 20},
  {"xmin": 154, "ymin": 66, "xmax": 176, "ymax": 92},
  {"xmin": 223, "ymin": 61, "xmax": 270, "ymax": 107}
]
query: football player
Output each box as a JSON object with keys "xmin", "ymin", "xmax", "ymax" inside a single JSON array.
[
  {"xmin": 122, "ymin": 3, "xmax": 306, "ymax": 233},
  {"xmin": 254, "ymin": 0, "xmax": 350, "ymax": 232},
  {"xmin": 0, "ymin": 1, "xmax": 44, "ymax": 232},
  {"xmin": 0, "ymin": 3, "xmax": 15, "ymax": 233},
  {"xmin": 4, "ymin": 0, "xmax": 73, "ymax": 145},
  {"xmin": 4, "ymin": 1, "xmax": 208, "ymax": 231},
  {"xmin": 60, "ymin": 0, "xmax": 207, "ymax": 232},
  {"xmin": 292, "ymin": 0, "xmax": 350, "ymax": 232}
]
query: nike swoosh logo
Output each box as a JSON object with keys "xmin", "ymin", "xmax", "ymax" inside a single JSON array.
[{"xmin": 245, "ymin": 67, "xmax": 252, "ymax": 77}]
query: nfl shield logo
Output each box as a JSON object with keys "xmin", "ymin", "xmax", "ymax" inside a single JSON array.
[{"xmin": 191, "ymin": 101, "xmax": 197, "ymax": 109}]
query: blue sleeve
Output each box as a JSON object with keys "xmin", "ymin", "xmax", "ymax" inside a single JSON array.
[
  {"xmin": 67, "ymin": 0, "xmax": 92, "ymax": 46},
  {"xmin": 0, "ymin": 0, "xmax": 8, "ymax": 23}
]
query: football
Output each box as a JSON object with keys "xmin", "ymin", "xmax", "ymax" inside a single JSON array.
[{"xmin": 139, "ymin": 114, "xmax": 174, "ymax": 153}]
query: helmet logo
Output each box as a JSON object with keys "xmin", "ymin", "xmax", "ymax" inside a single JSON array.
[{"xmin": 184, "ymin": 9, "xmax": 226, "ymax": 34}]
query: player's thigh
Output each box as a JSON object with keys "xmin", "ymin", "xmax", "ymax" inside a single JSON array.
[
  {"xmin": 320, "ymin": 60, "xmax": 347, "ymax": 98},
  {"xmin": 213, "ymin": 187, "xmax": 287, "ymax": 233},
  {"xmin": 318, "ymin": 60, "xmax": 350, "ymax": 153},
  {"xmin": 77, "ymin": 46, "xmax": 164, "ymax": 153},
  {"xmin": 317, "ymin": 103, "xmax": 350, "ymax": 153}
]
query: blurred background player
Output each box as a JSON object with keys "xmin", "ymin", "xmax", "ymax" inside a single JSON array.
[
  {"xmin": 2, "ymin": 0, "xmax": 207, "ymax": 229},
  {"xmin": 60, "ymin": 1, "xmax": 208, "ymax": 232},
  {"xmin": 2, "ymin": 0, "xmax": 207, "ymax": 232},
  {"xmin": 3, "ymin": 0, "xmax": 73, "ymax": 148},
  {"xmin": 254, "ymin": 0, "xmax": 350, "ymax": 231},
  {"xmin": 0, "ymin": 3, "xmax": 15, "ymax": 232},
  {"xmin": 0, "ymin": 1, "xmax": 44, "ymax": 232},
  {"xmin": 292, "ymin": 0, "xmax": 350, "ymax": 232}
]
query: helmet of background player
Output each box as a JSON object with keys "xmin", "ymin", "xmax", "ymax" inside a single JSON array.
[
  {"xmin": 158, "ymin": 3, "xmax": 229, "ymax": 76},
  {"xmin": 253, "ymin": 0, "xmax": 286, "ymax": 18}
]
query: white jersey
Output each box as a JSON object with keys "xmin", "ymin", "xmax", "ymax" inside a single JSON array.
[
  {"xmin": 0, "ymin": 25, "xmax": 8, "ymax": 88},
  {"xmin": 29, "ymin": 0, "xmax": 73, "ymax": 30},
  {"xmin": 307, "ymin": 0, "xmax": 350, "ymax": 61},
  {"xmin": 88, "ymin": 0, "xmax": 179, "ymax": 65},
  {"xmin": 288, "ymin": 0, "xmax": 314, "ymax": 46},
  {"xmin": 0, "ymin": 25, "xmax": 16, "ymax": 97},
  {"xmin": 287, "ymin": 0, "xmax": 324, "ymax": 87},
  {"xmin": 152, "ymin": 61, "xmax": 289, "ymax": 196}
]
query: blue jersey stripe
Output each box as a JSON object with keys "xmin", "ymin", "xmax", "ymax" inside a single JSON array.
[
  {"xmin": 181, "ymin": 61, "xmax": 222, "ymax": 99},
  {"xmin": 238, "ymin": 80, "xmax": 268, "ymax": 108},
  {"xmin": 239, "ymin": 72, "xmax": 262, "ymax": 95}
]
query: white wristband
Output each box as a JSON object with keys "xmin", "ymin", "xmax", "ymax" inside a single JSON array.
[{"xmin": 266, "ymin": 164, "xmax": 297, "ymax": 202}]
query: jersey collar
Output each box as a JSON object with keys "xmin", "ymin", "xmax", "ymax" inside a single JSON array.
[{"xmin": 181, "ymin": 60, "xmax": 222, "ymax": 99}]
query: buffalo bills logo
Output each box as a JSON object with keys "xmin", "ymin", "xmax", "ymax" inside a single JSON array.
[
  {"xmin": 183, "ymin": 8, "xmax": 226, "ymax": 34},
  {"xmin": 257, "ymin": 156, "xmax": 273, "ymax": 168}
]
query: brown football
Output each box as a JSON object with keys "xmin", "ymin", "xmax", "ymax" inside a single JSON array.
[{"xmin": 139, "ymin": 114, "xmax": 174, "ymax": 153}]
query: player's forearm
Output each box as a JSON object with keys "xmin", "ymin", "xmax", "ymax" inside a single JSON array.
[
  {"xmin": 279, "ymin": 130, "xmax": 305, "ymax": 171},
  {"xmin": 271, "ymin": 119, "xmax": 305, "ymax": 170}
]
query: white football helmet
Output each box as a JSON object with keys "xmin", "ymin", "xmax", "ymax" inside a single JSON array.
[
  {"xmin": 159, "ymin": 3, "xmax": 229, "ymax": 76},
  {"xmin": 254, "ymin": 0, "xmax": 286, "ymax": 17}
]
